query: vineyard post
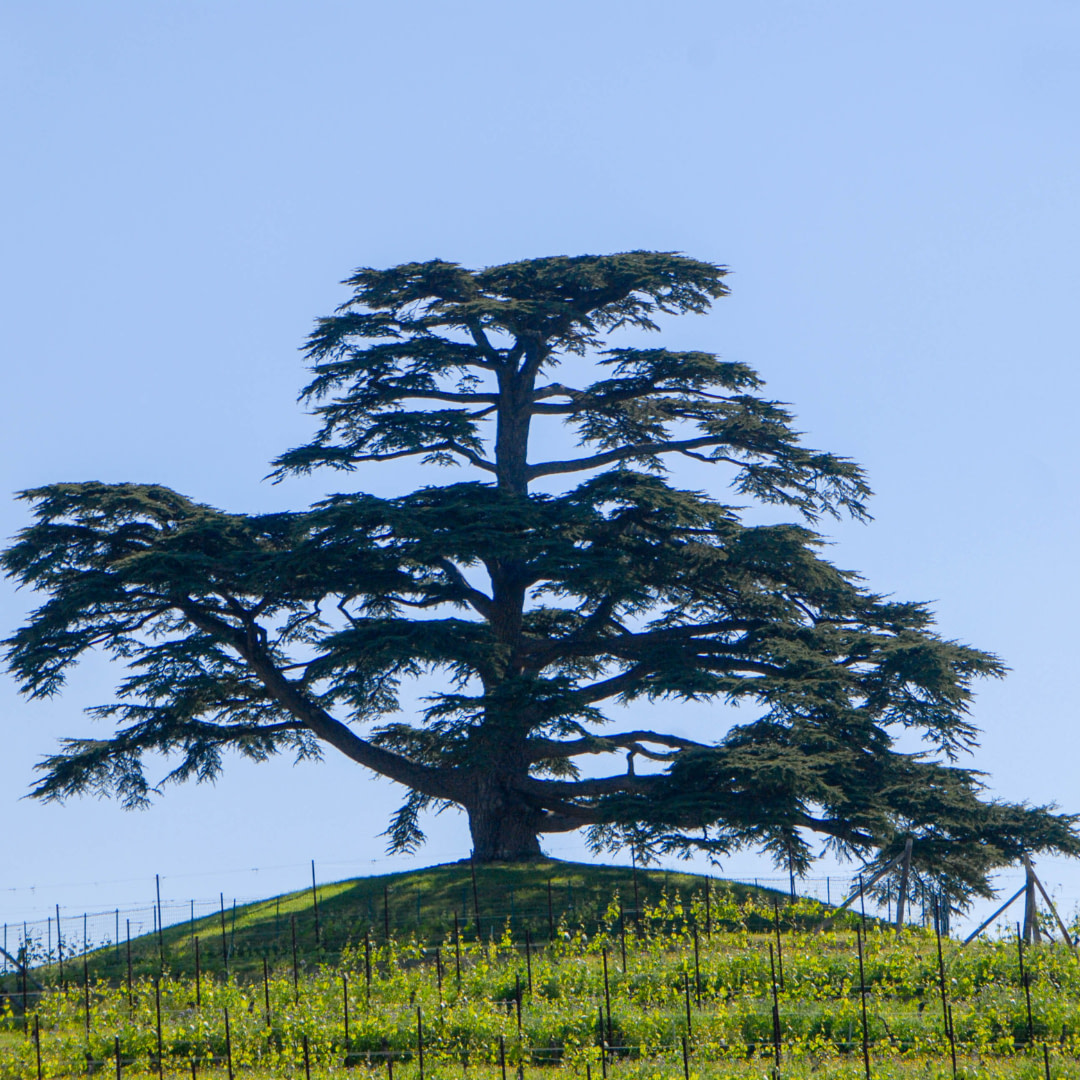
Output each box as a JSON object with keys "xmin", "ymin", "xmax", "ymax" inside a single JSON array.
[
  {"xmin": 895, "ymin": 839, "xmax": 913, "ymax": 933},
  {"xmin": 547, "ymin": 880, "xmax": 554, "ymax": 940},
  {"xmin": 189, "ymin": 901, "xmax": 194, "ymax": 951},
  {"xmin": 311, "ymin": 861, "xmax": 321, "ymax": 948},
  {"xmin": 383, "ymin": 885, "xmax": 390, "ymax": 943},
  {"xmin": 681, "ymin": 1034, "xmax": 689, "ymax": 1080},
  {"xmin": 1023, "ymin": 856, "xmax": 1041, "ymax": 944},
  {"xmin": 525, "ymin": 929, "xmax": 533, "ymax": 994},
  {"xmin": 858, "ymin": 875, "xmax": 867, "ymax": 934},
  {"xmin": 933, "ymin": 900, "xmax": 953, "ymax": 1052},
  {"xmin": 126, "ymin": 921, "xmax": 133, "ymax": 1012},
  {"xmin": 1026, "ymin": 854, "xmax": 1076, "ymax": 954},
  {"xmin": 117, "ymin": 910, "xmax": 121, "ymax": 962},
  {"xmin": 692, "ymin": 925, "xmax": 701, "ymax": 1006},
  {"xmin": 619, "ymin": 907, "xmax": 627, "ymax": 973},
  {"xmin": 602, "ymin": 949, "xmax": 612, "ymax": 1044},
  {"xmin": 471, "ymin": 858, "xmax": 481, "ymax": 940},
  {"xmin": 154, "ymin": 977, "xmax": 163, "ymax": 1075},
  {"xmin": 218, "ymin": 895, "xmax": 228, "ymax": 972},
  {"xmin": 962, "ymin": 884, "xmax": 1026, "ymax": 945},
  {"xmin": 416, "ymin": 1006, "xmax": 424, "ymax": 1080},
  {"xmin": 365, "ymin": 929, "xmax": 372, "ymax": 1001},
  {"xmin": 263, "ymin": 958, "xmax": 271, "ymax": 1028},
  {"xmin": 224, "ymin": 1007, "xmax": 234, "ymax": 1080},
  {"xmin": 303, "ymin": 1034, "xmax": 311, "ymax": 1080},
  {"xmin": 83, "ymin": 951, "xmax": 90, "ymax": 1043},
  {"xmin": 34, "ymin": 1013, "xmax": 42, "ymax": 1080},
  {"xmin": 947, "ymin": 1002, "xmax": 958, "ymax": 1080},
  {"xmin": 454, "ymin": 913, "xmax": 462, "ymax": 986},
  {"xmin": 155, "ymin": 875, "xmax": 164, "ymax": 971},
  {"xmin": 342, "ymin": 973, "xmax": 349, "ymax": 1054},
  {"xmin": 598, "ymin": 1006, "xmax": 607, "ymax": 1079},
  {"xmin": 768, "ymin": 943, "xmax": 781, "ymax": 1071},
  {"xmin": 704, "ymin": 879, "xmax": 711, "ymax": 936},
  {"xmin": 499, "ymin": 1035, "xmax": 507, "ymax": 1080},
  {"xmin": 1017, "ymin": 926, "xmax": 1034, "ymax": 1043},
  {"xmin": 855, "ymin": 928, "xmax": 870, "ymax": 1080},
  {"xmin": 114, "ymin": 1034, "xmax": 121, "ymax": 1080},
  {"xmin": 435, "ymin": 945, "xmax": 443, "ymax": 1001},
  {"xmin": 1044, "ymin": 1044, "xmax": 1052, "ymax": 1080},
  {"xmin": 291, "ymin": 916, "xmax": 299, "ymax": 1002},
  {"xmin": 56, "ymin": 904, "xmax": 64, "ymax": 989},
  {"xmin": 630, "ymin": 852, "xmax": 640, "ymax": 923},
  {"xmin": 683, "ymin": 970, "xmax": 692, "ymax": 1040},
  {"xmin": 773, "ymin": 901, "xmax": 784, "ymax": 991},
  {"xmin": 515, "ymin": 973, "xmax": 522, "ymax": 1033},
  {"xmin": 194, "ymin": 937, "xmax": 201, "ymax": 1010}
]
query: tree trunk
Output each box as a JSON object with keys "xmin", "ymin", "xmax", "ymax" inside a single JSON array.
[{"xmin": 467, "ymin": 784, "xmax": 543, "ymax": 862}]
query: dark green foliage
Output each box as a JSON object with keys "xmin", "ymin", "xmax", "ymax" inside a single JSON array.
[{"xmin": 4, "ymin": 251, "xmax": 1077, "ymax": 904}]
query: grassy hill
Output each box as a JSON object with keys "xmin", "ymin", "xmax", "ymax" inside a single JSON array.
[
  {"xmin": 1, "ymin": 861, "xmax": 1074, "ymax": 1079},
  {"xmin": 73, "ymin": 859, "xmax": 797, "ymax": 985}
]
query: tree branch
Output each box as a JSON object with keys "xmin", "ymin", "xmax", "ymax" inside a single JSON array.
[
  {"xmin": 528, "ymin": 436, "xmax": 747, "ymax": 479},
  {"xmin": 527, "ymin": 730, "xmax": 708, "ymax": 762},
  {"xmin": 176, "ymin": 600, "xmax": 468, "ymax": 802}
]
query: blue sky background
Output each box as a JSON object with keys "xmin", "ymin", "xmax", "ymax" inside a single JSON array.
[{"xmin": 2, "ymin": 2, "xmax": 1079, "ymax": 936}]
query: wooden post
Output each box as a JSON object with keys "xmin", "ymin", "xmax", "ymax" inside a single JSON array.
[
  {"xmin": 1027, "ymin": 856, "xmax": 1076, "ymax": 953},
  {"xmin": 310, "ymin": 861, "xmax": 321, "ymax": 948},
  {"xmin": 416, "ymin": 1005, "xmax": 424, "ymax": 1080},
  {"xmin": 1023, "ymin": 853, "xmax": 1041, "ymax": 944},
  {"xmin": 155, "ymin": 874, "xmax": 165, "ymax": 971},
  {"xmin": 895, "ymin": 837, "xmax": 913, "ymax": 933},
  {"xmin": 291, "ymin": 915, "xmax": 300, "ymax": 1000},
  {"xmin": 856, "ymin": 928, "xmax": 870, "ymax": 1080},
  {"xmin": 768, "ymin": 943, "xmax": 781, "ymax": 1072},
  {"xmin": 219, "ymin": 894, "xmax": 228, "ymax": 971},
  {"xmin": 962, "ymin": 883, "xmax": 1026, "ymax": 944},
  {"xmin": 224, "ymin": 1007, "xmax": 234, "ymax": 1080},
  {"xmin": 602, "ymin": 949, "xmax": 612, "ymax": 1045},
  {"xmin": 470, "ymin": 857, "xmax": 481, "ymax": 940}
]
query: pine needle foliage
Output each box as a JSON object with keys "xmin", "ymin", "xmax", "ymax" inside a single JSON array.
[{"xmin": 4, "ymin": 252, "xmax": 1077, "ymax": 902}]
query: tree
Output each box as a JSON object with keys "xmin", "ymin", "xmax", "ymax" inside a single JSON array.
[{"xmin": 5, "ymin": 252, "xmax": 1077, "ymax": 903}]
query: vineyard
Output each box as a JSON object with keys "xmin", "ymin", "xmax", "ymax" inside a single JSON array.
[{"xmin": 2, "ymin": 866, "xmax": 1079, "ymax": 1079}]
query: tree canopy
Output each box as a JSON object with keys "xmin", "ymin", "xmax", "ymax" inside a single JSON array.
[{"xmin": 5, "ymin": 251, "xmax": 1077, "ymax": 905}]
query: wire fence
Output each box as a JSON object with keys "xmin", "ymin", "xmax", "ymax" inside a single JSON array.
[{"xmin": 0, "ymin": 868, "xmax": 964, "ymax": 985}]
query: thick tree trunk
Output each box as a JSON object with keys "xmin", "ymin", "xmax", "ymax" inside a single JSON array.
[{"xmin": 467, "ymin": 780, "xmax": 543, "ymax": 861}]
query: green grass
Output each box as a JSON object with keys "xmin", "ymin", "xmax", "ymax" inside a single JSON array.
[
  {"xmin": 54, "ymin": 859, "xmax": 795, "ymax": 985},
  {"xmin": 2, "ymin": 862, "xmax": 1076, "ymax": 1079}
]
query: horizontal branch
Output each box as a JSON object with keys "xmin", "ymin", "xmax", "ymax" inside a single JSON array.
[
  {"xmin": 177, "ymin": 601, "xmax": 467, "ymax": 803},
  {"xmin": 527, "ymin": 729, "xmax": 708, "ymax": 762},
  {"xmin": 527, "ymin": 435, "xmax": 731, "ymax": 479}
]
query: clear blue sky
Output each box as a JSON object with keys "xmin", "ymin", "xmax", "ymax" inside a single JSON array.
[{"xmin": 2, "ymin": 2, "xmax": 1078, "ymax": 935}]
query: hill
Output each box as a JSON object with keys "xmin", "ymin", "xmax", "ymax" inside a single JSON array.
[{"xmin": 71, "ymin": 859, "xmax": 798, "ymax": 985}]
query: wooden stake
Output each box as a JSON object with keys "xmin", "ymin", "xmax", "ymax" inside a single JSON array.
[
  {"xmin": 895, "ymin": 838, "xmax": 913, "ymax": 933},
  {"xmin": 1027, "ymin": 855, "xmax": 1077, "ymax": 954},
  {"xmin": 1023, "ymin": 855, "xmax": 1041, "ymax": 944},
  {"xmin": 856, "ymin": 928, "xmax": 870, "ymax": 1080},
  {"xmin": 291, "ymin": 915, "xmax": 300, "ymax": 1001},
  {"xmin": 219, "ymin": 894, "xmax": 228, "ymax": 971},
  {"xmin": 768, "ymin": 943, "xmax": 781, "ymax": 1070},
  {"xmin": 470, "ymin": 857, "xmax": 481, "ymax": 940},
  {"xmin": 963, "ymin": 884, "xmax": 1026, "ymax": 944},
  {"xmin": 224, "ymin": 1007, "xmax": 234, "ymax": 1080}
]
